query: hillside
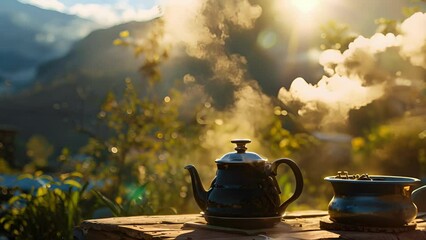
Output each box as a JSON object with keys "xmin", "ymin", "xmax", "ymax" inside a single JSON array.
[{"xmin": 0, "ymin": 0, "xmax": 99, "ymax": 93}]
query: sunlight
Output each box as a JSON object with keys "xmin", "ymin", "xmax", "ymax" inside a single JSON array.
[
  {"xmin": 274, "ymin": 0, "xmax": 325, "ymax": 31},
  {"xmin": 273, "ymin": 0, "xmax": 329, "ymax": 62},
  {"xmin": 290, "ymin": 0, "xmax": 319, "ymax": 13}
]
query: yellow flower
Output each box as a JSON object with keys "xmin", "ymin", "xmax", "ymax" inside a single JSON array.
[
  {"xmin": 352, "ymin": 137, "xmax": 365, "ymax": 151},
  {"xmin": 115, "ymin": 196, "xmax": 123, "ymax": 205},
  {"xmin": 119, "ymin": 30, "xmax": 130, "ymax": 38},
  {"xmin": 113, "ymin": 39, "xmax": 123, "ymax": 45},
  {"xmin": 378, "ymin": 125, "xmax": 390, "ymax": 137}
]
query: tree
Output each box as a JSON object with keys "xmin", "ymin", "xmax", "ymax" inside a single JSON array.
[{"xmin": 78, "ymin": 19, "xmax": 202, "ymax": 214}]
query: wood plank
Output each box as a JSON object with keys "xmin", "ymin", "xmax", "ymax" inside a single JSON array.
[
  {"xmin": 82, "ymin": 214, "xmax": 203, "ymax": 226},
  {"xmin": 270, "ymin": 230, "xmax": 341, "ymax": 240},
  {"xmin": 183, "ymin": 222, "xmax": 268, "ymax": 235},
  {"xmin": 77, "ymin": 211, "xmax": 426, "ymax": 240},
  {"xmin": 80, "ymin": 214, "xmax": 204, "ymax": 235},
  {"xmin": 85, "ymin": 229, "xmax": 138, "ymax": 240},
  {"xmin": 119, "ymin": 224, "xmax": 188, "ymax": 239},
  {"xmin": 397, "ymin": 231, "xmax": 426, "ymax": 240}
]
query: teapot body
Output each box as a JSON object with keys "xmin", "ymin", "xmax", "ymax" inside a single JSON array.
[
  {"xmin": 206, "ymin": 162, "xmax": 280, "ymax": 217},
  {"xmin": 185, "ymin": 139, "xmax": 304, "ymax": 223}
]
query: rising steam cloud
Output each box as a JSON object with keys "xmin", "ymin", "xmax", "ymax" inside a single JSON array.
[
  {"xmin": 161, "ymin": 0, "xmax": 272, "ymax": 152},
  {"xmin": 400, "ymin": 12, "xmax": 426, "ymax": 68},
  {"xmin": 162, "ymin": 0, "xmax": 262, "ymax": 85},
  {"xmin": 160, "ymin": 2, "xmax": 424, "ymax": 152},
  {"xmin": 278, "ymin": 12, "xmax": 426, "ymax": 128}
]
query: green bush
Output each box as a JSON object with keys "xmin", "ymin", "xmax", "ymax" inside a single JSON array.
[{"xmin": 0, "ymin": 173, "xmax": 88, "ymax": 240}]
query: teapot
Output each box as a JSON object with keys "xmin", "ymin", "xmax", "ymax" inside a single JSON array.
[{"xmin": 184, "ymin": 139, "xmax": 303, "ymax": 227}]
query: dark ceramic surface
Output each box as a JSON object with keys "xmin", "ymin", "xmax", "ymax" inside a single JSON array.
[
  {"xmin": 185, "ymin": 139, "xmax": 303, "ymax": 226},
  {"xmin": 325, "ymin": 175, "xmax": 420, "ymax": 227},
  {"xmin": 206, "ymin": 163, "xmax": 280, "ymax": 217}
]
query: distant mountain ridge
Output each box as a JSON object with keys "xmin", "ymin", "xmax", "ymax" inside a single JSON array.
[{"xmin": 0, "ymin": 0, "xmax": 100, "ymax": 93}]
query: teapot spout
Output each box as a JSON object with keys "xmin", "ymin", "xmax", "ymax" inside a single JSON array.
[{"xmin": 184, "ymin": 165, "xmax": 208, "ymax": 211}]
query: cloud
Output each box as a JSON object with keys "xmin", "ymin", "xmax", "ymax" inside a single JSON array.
[
  {"xmin": 68, "ymin": 4, "xmax": 118, "ymax": 26},
  {"xmin": 21, "ymin": 0, "xmax": 161, "ymax": 26},
  {"xmin": 20, "ymin": 0, "xmax": 65, "ymax": 12},
  {"xmin": 68, "ymin": 2, "xmax": 161, "ymax": 26},
  {"xmin": 278, "ymin": 75, "xmax": 385, "ymax": 120},
  {"xmin": 278, "ymin": 12, "xmax": 426, "ymax": 129},
  {"xmin": 399, "ymin": 12, "xmax": 426, "ymax": 69}
]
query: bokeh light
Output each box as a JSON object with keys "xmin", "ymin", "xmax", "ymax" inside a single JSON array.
[{"xmin": 257, "ymin": 29, "xmax": 278, "ymax": 49}]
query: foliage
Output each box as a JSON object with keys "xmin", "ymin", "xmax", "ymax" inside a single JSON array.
[
  {"xmin": 265, "ymin": 111, "xmax": 316, "ymax": 158},
  {"xmin": 319, "ymin": 21, "xmax": 357, "ymax": 51},
  {"xmin": 75, "ymin": 19, "xmax": 201, "ymax": 215},
  {"xmin": 113, "ymin": 20, "xmax": 169, "ymax": 86},
  {"xmin": 352, "ymin": 118, "xmax": 426, "ymax": 176},
  {"xmin": 86, "ymin": 78, "xmax": 196, "ymax": 213},
  {"xmin": 374, "ymin": 18, "xmax": 399, "ymax": 34},
  {"xmin": 0, "ymin": 158, "xmax": 14, "ymax": 174},
  {"xmin": 0, "ymin": 173, "xmax": 88, "ymax": 240},
  {"xmin": 375, "ymin": 4, "xmax": 422, "ymax": 34},
  {"xmin": 24, "ymin": 135, "xmax": 54, "ymax": 171},
  {"xmin": 92, "ymin": 187, "xmax": 159, "ymax": 217}
]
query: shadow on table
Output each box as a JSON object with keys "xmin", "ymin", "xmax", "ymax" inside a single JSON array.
[{"xmin": 177, "ymin": 221, "xmax": 293, "ymax": 240}]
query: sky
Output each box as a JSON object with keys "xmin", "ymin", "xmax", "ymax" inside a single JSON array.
[
  {"xmin": 18, "ymin": 0, "xmax": 161, "ymax": 26},
  {"xmin": 17, "ymin": 0, "xmax": 417, "ymax": 32}
]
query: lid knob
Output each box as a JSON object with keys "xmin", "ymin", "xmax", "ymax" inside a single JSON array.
[{"xmin": 231, "ymin": 139, "xmax": 251, "ymax": 153}]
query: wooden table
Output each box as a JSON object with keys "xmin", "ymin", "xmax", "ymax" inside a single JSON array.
[{"xmin": 74, "ymin": 211, "xmax": 426, "ymax": 240}]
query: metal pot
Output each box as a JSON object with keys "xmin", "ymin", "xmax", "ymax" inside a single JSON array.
[{"xmin": 325, "ymin": 172, "xmax": 421, "ymax": 227}]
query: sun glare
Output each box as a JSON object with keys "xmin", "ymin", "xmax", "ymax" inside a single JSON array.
[{"xmin": 290, "ymin": 0, "xmax": 319, "ymax": 13}]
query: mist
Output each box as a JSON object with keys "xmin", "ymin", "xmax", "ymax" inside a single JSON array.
[
  {"xmin": 278, "ymin": 12, "xmax": 426, "ymax": 131},
  {"xmin": 160, "ymin": 0, "xmax": 277, "ymax": 157}
]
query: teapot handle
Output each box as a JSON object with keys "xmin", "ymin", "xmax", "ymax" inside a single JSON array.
[{"xmin": 270, "ymin": 158, "xmax": 304, "ymax": 215}]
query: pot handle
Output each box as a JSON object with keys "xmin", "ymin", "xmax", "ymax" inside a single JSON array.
[
  {"xmin": 412, "ymin": 185, "xmax": 426, "ymax": 212},
  {"xmin": 270, "ymin": 158, "xmax": 304, "ymax": 215}
]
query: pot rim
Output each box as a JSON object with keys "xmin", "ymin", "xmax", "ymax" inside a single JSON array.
[{"xmin": 324, "ymin": 175, "xmax": 421, "ymax": 185}]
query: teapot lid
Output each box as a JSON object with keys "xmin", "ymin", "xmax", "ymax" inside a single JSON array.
[{"xmin": 215, "ymin": 139, "xmax": 267, "ymax": 163}]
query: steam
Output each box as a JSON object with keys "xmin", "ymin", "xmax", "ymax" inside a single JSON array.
[
  {"xmin": 161, "ymin": 0, "xmax": 270, "ymax": 155},
  {"xmin": 278, "ymin": 12, "xmax": 426, "ymax": 129},
  {"xmin": 162, "ymin": 0, "xmax": 261, "ymax": 78},
  {"xmin": 399, "ymin": 12, "xmax": 426, "ymax": 68},
  {"xmin": 159, "ymin": 2, "xmax": 424, "ymax": 158}
]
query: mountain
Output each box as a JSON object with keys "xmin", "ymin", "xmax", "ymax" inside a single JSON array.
[
  {"xmin": 0, "ymin": 19, "xmax": 208, "ymax": 166},
  {"xmin": 0, "ymin": 0, "xmax": 100, "ymax": 93}
]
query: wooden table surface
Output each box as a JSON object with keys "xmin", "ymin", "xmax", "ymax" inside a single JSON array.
[{"xmin": 75, "ymin": 210, "xmax": 426, "ymax": 240}]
